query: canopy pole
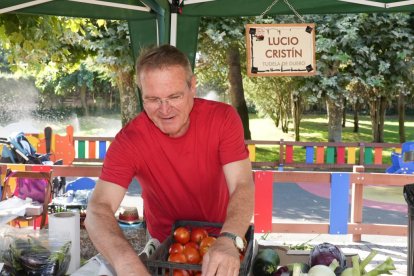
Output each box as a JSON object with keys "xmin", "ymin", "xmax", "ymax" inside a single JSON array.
[
  {"xmin": 169, "ymin": 0, "xmax": 183, "ymax": 46},
  {"xmin": 170, "ymin": 13, "xmax": 178, "ymax": 46}
]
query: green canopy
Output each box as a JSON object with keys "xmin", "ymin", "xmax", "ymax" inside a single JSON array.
[{"xmin": 3, "ymin": 0, "xmax": 414, "ymax": 64}]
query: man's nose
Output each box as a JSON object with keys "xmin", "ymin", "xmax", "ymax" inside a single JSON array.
[{"xmin": 159, "ymin": 99, "xmax": 171, "ymax": 112}]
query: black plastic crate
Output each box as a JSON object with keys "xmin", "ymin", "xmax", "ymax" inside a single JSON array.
[{"xmin": 146, "ymin": 220, "xmax": 254, "ymax": 276}]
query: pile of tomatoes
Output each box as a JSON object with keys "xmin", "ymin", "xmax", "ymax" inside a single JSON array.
[{"xmin": 166, "ymin": 226, "xmax": 216, "ymax": 276}]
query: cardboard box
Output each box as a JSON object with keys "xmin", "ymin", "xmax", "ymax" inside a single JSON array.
[{"xmin": 25, "ymin": 202, "xmax": 43, "ymax": 216}]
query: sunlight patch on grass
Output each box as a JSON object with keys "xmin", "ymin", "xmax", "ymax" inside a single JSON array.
[{"xmin": 363, "ymin": 186, "xmax": 405, "ymax": 204}]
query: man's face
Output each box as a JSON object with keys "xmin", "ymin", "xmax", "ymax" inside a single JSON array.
[{"xmin": 140, "ymin": 65, "xmax": 196, "ymax": 138}]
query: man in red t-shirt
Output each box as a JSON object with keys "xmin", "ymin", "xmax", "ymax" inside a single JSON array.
[{"xmin": 85, "ymin": 44, "xmax": 254, "ymax": 276}]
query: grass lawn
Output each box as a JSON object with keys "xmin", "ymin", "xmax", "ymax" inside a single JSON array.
[
  {"xmin": 249, "ymin": 113, "xmax": 411, "ymax": 205},
  {"xmin": 249, "ymin": 113, "xmax": 414, "ymax": 142}
]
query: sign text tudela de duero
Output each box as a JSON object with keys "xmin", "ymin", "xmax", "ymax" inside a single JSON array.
[{"xmin": 245, "ymin": 23, "xmax": 316, "ymax": 77}]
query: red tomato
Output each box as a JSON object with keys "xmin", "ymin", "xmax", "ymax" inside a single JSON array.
[
  {"xmin": 172, "ymin": 270, "xmax": 190, "ymax": 276},
  {"xmin": 168, "ymin": 252, "xmax": 187, "ymax": 263},
  {"xmin": 199, "ymin": 245, "xmax": 209, "ymax": 257},
  {"xmin": 184, "ymin": 241, "xmax": 199, "ymax": 250},
  {"xmin": 190, "ymin": 228, "xmax": 208, "ymax": 244},
  {"xmin": 174, "ymin": 227, "xmax": 191, "ymax": 245},
  {"xmin": 193, "ymin": 272, "xmax": 202, "ymax": 276},
  {"xmin": 183, "ymin": 247, "xmax": 201, "ymax": 264},
  {"xmin": 199, "ymin": 236, "xmax": 216, "ymax": 249},
  {"xmin": 169, "ymin": 242, "xmax": 185, "ymax": 254}
]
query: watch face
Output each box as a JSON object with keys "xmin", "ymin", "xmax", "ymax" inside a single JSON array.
[{"xmin": 235, "ymin": 236, "xmax": 244, "ymax": 249}]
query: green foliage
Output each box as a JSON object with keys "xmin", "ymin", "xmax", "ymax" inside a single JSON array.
[
  {"xmin": 198, "ymin": 13, "xmax": 414, "ymax": 142},
  {"xmin": 0, "ymin": 15, "xmax": 136, "ymax": 120}
]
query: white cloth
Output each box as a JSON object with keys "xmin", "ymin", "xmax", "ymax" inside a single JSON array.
[
  {"xmin": 71, "ymin": 254, "xmax": 116, "ymax": 276},
  {"xmin": 0, "ymin": 197, "xmax": 32, "ymax": 225}
]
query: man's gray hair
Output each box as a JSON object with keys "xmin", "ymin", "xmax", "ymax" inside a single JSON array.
[{"xmin": 135, "ymin": 44, "xmax": 193, "ymax": 89}]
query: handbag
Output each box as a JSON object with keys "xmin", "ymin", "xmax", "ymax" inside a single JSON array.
[{"xmin": 4, "ymin": 172, "xmax": 48, "ymax": 203}]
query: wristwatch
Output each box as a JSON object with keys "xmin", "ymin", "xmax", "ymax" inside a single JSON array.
[{"xmin": 219, "ymin": 232, "xmax": 246, "ymax": 252}]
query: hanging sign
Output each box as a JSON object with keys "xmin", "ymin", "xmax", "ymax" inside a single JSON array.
[{"xmin": 245, "ymin": 23, "xmax": 316, "ymax": 77}]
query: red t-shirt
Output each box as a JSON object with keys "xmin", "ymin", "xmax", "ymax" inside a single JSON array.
[{"xmin": 100, "ymin": 98, "xmax": 249, "ymax": 241}]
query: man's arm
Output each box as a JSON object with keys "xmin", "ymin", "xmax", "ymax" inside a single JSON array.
[
  {"xmin": 202, "ymin": 157, "xmax": 254, "ymax": 276},
  {"xmin": 85, "ymin": 179, "xmax": 150, "ymax": 276}
]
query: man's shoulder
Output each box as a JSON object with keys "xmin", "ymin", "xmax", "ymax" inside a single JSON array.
[
  {"xmin": 114, "ymin": 112, "xmax": 149, "ymax": 139},
  {"xmin": 194, "ymin": 98, "xmax": 234, "ymax": 114}
]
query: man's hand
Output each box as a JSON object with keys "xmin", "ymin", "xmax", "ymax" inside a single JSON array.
[
  {"xmin": 201, "ymin": 237, "xmax": 240, "ymax": 276},
  {"xmin": 116, "ymin": 264, "xmax": 151, "ymax": 276}
]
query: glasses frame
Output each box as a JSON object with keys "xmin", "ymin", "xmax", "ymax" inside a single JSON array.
[{"xmin": 143, "ymin": 93, "xmax": 185, "ymax": 109}]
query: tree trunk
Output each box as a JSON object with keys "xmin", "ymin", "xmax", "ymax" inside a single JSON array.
[
  {"xmin": 227, "ymin": 45, "xmax": 251, "ymax": 139},
  {"xmin": 80, "ymin": 82, "xmax": 89, "ymax": 116},
  {"xmin": 326, "ymin": 96, "xmax": 343, "ymax": 142},
  {"xmin": 292, "ymin": 93, "xmax": 302, "ymax": 141},
  {"xmin": 116, "ymin": 69, "xmax": 139, "ymax": 126},
  {"xmin": 369, "ymin": 97, "xmax": 380, "ymax": 142},
  {"xmin": 369, "ymin": 94, "xmax": 387, "ymax": 142},
  {"xmin": 378, "ymin": 96, "xmax": 386, "ymax": 143},
  {"xmin": 342, "ymin": 98, "xmax": 347, "ymax": 127},
  {"xmin": 353, "ymin": 102, "xmax": 359, "ymax": 133},
  {"xmin": 398, "ymin": 91, "xmax": 406, "ymax": 143}
]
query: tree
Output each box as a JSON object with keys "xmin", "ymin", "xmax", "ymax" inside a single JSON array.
[
  {"xmin": 80, "ymin": 20, "xmax": 139, "ymax": 125},
  {"xmin": 0, "ymin": 15, "xmax": 138, "ymax": 126},
  {"xmin": 345, "ymin": 13, "xmax": 414, "ymax": 142},
  {"xmin": 245, "ymin": 77, "xmax": 292, "ymax": 133},
  {"xmin": 197, "ymin": 17, "xmax": 251, "ymax": 139}
]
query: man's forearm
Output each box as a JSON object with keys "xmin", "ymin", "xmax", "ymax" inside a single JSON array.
[
  {"xmin": 221, "ymin": 182, "xmax": 255, "ymax": 237},
  {"xmin": 85, "ymin": 205, "xmax": 148, "ymax": 274}
]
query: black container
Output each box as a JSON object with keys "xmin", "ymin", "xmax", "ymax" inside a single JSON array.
[
  {"xmin": 146, "ymin": 220, "xmax": 254, "ymax": 276},
  {"xmin": 403, "ymin": 184, "xmax": 414, "ymax": 276}
]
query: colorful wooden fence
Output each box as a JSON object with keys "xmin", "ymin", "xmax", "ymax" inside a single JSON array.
[
  {"xmin": 0, "ymin": 124, "xmax": 403, "ymax": 171},
  {"xmin": 253, "ymin": 167, "xmax": 411, "ymax": 241},
  {"xmin": 73, "ymin": 136, "xmax": 113, "ymax": 163},
  {"xmin": 69, "ymin": 137, "xmax": 402, "ymax": 171},
  {"xmin": 246, "ymin": 139, "xmax": 402, "ymax": 171},
  {"xmin": 1, "ymin": 163, "xmax": 409, "ymax": 241}
]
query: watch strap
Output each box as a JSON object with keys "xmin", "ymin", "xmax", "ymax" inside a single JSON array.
[{"xmin": 219, "ymin": 232, "xmax": 246, "ymax": 251}]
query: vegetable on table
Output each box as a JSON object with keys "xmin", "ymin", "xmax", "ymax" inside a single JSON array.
[
  {"xmin": 307, "ymin": 259, "xmax": 339, "ymax": 276},
  {"xmin": 309, "ymin": 242, "xmax": 346, "ymax": 274},
  {"xmin": 274, "ymin": 262, "xmax": 310, "ymax": 276},
  {"xmin": 3, "ymin": 237, "xmax": 71, "ymax": 276},
  {"xmin": 340, "ymin": 250, "xmax": 396, "ymax": 276},
  {"xmin": 252, "ymin": 248, "xmax": 280, "ymax": 276}
]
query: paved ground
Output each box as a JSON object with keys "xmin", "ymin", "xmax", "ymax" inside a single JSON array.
[{"xmin": 117, "ymin": 179, "xmax": 409, "ymax": 275}]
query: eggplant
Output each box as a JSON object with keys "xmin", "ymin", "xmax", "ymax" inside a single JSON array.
[{"xmin": 7, "ymin": 238, "xmax": 71, "ymax": 276}]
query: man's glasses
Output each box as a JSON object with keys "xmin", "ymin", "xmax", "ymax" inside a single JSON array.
[{"xmin": 143, "ymin": 94, "xmax": 185, "ymax": 109}]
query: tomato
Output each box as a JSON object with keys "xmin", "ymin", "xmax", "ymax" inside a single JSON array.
[
  {"xmin": 190, "ymin": 228, "xmax": 208, "ymax": 244},
  {"xmin": 199, "ymin": 245, "xmax": 209, "ymax": 257},
  {"xmin": 168, "ymin": 252, "xmax": 187, "ymax": 263},
  {"xmin": 183, "ymin": 246, "xmax": 201, "ymax": 264},
  {"xmin": 184, "ymin": 241, "xmax": 199, "ymax": 250},
  {"xmin": 199, "ymin": 236, "xmax": 216, "ymax": 257},
  {"xmin": 174, "ymin": 227, "xmax": 191, "ymax": 245},
  {"xmin": 172, "ymin": 270, "xmax": 190, "ymax": 276},
  {"xmin": 193, "ymin": 272, "xmax": 202, "ymax": 276},
  {"xmin": 169, "ymin": 242, "xmax": 185, "ymax": 254},
  {"xmin": 199, "ymin": 236, "xmax": 216, "ymax": 249}
]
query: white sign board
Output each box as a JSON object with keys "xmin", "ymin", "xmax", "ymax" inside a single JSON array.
[{"xmin": 245, "ymin": 23, "xmax": 316, "ymax": 77}]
